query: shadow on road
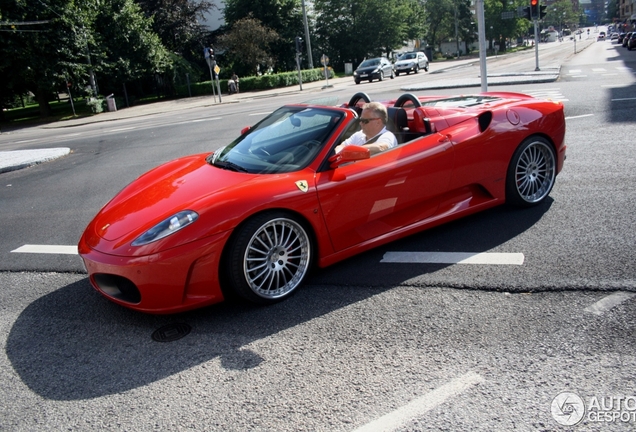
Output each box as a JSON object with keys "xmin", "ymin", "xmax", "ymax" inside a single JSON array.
[{"xmin": 5, "ymin": 201, "xmax": 551, "ymax": 401}]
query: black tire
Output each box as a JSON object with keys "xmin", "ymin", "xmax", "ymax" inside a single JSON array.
[
  {"xmin": 506, "ymin": 136, "xmax": 557, "ymax": 207},
  {"xmin": 395, "ymin": 71, "xmax": 400, "ymax": 76},
  {"xmin": 390, "ymin": 70, "xmax": 395, "ymax": 79},
  {"xmin": 379, "ymin": 71, "xmax": 384, "ymax": 81},
  {"xmin": 414, "ymin": 65, "xmax": 419, "ymax": 74},
  {"xmin": 355, "ymin": 79, "xmax": 360, "ymax": 84},
  {"xmin": 226, "ymin": 212, "xmax": 313, "ymax": 304},
  {"xmin": 424, "ymin": 63, "xmax": 429, "ymax": 72}
]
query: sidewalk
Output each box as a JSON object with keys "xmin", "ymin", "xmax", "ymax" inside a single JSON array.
[{"xmin": 0, "ymin": 38, "xmax": 595, "ymax": 173}]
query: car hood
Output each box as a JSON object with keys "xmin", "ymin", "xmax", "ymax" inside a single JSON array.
[
  {"xmin": 83, "ymin": 153, "xmax": 319, "ymax": 257},
  {"xmin": 395, "ymin": 59, "xmax": 416, "ymax": 66},
  {"xmin": 355, "ymin": 65, "xmax": 380, "ymax": 73}
]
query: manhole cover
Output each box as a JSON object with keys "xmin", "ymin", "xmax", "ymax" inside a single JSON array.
[{"xmin": 151, "ymin": 323, "xmax": 191, "ymax": 342}]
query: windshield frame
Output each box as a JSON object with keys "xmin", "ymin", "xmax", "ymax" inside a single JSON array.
[{"xmin": 209, "ymin": 106, "xmax": 345, "ymax": 174}]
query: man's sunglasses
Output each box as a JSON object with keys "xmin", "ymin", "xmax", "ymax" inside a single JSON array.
[{"xmin": 359, "ymin": 117, "xmax": 381, "ymax": 124}]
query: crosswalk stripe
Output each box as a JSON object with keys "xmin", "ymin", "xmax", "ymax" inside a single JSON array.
[
  {"xmin": 11, "ymin": 245, "xmax": 78, "ymax": 255},
  {"xmin": 381, "ymin": 252, "xmax": 524, "ymax": 265}
]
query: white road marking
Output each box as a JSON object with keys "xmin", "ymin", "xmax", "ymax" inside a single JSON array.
[
  {"xmin": 381, "ymin": 252, "xmax": 524, "ymax": 265},
  {"xmin": 584, "ymin": 292, "xmax": 636, "ymax": 316},
  {"xmin": 592, "ymin": 68, "xmax": 607, "ymax": 72},
  {"xmin": 352, "ymin": 372, "xmax": 485, "ymax": 432},
  {"xmin": 612, "ymin": 97, "xmax": 636, "ymax": 102},
  {"xmin": 249, "ymin": 112, "xmax": 271, "ymax": 116},
  {"xmin": 107, "ymin": 127, "xmax": 137, "ymax": 133},
  {"xmin": 11, "ymin": 244, "xmax": 78, "ymax": 255},
  {"xmin": 190, "ymin": 117, "xmax": 222, "ymax": 122},
  {"xmin": 567, "ymin": 69, "xmax": 582, "ymax": 74},
  {"xmin": 565, "ymin": 114, "xmax": 594, "ymax": 120}
]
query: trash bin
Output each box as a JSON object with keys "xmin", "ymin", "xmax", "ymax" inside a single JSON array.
[
  {"xmin": 424, "ymin": 47, "xmax": 433, "ymax": 63},
  {"xmin": 106, "ymin": 95, "xmax": 117, "ymax": 112}
]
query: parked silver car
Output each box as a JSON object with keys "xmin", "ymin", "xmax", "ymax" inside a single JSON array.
[{"xmin": 394, "ymin": 51, "xmax": 429, "ymax": 75}]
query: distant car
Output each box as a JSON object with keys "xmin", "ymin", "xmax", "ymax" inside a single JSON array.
[
  {"xmin": 627, "ymin": 33, "xmax": 636, "ymax": 50},
  {"xmin": 611, "ymin": 32, "xmax": 619, "ymax": 41},
  {"xmin": 597, "ymin": 31, "xmax": 606, "ymax": 41},
  {"xmin": 618, "ymin": 33, "xmax": 626, "ymax": 44},
  {"xmin": 353, "ymin": 57, "xmax": 394, "ymax": 84},
  {"xmin": 394, "ymin": 51, "xmax": 429, "ymax": 76}
]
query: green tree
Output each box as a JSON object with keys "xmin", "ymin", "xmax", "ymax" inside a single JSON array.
[
  {"xmin": 136, "ymin": 0, "xmax": 216, "ymax": 54},
  {"xmin": 313, "ymin": 0, "xmax": 421, "ymax": 69},
  {"xmin": 222, "ymin": 0, "xmax": 304, "ymax": 71},
  {"xmin": 216, "ymin": 14, "xmax": 280, "ymax": 76},
  {"xmin": 0, "ymin": 0, "xmax": 171, "ymax": 117},
  {"xmin": 483, "ymin": 0, "xmax": 529, "ymax": 52}
]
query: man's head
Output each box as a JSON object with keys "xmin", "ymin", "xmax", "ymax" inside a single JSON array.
[{"xmin": 359, "ymin": 102, "xmax": 388, "ymax": 136}]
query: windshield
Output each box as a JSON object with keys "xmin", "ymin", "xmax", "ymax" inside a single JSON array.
[
  {"xmin": 208, "ymin": 107, "xmax": 344, "ymax": 174},
  {"xmin": 398, "ymin": 53, "xmax": 416, "ymax": 60},
  {"xmin": 359, "ymin": 59, "xmax": 379, "ymax": 68}
]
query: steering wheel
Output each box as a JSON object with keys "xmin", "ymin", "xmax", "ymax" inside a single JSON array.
[
  {"xmin": 394, "ymin": 93, "xmax": 422, "ymax": 108},
  {"xmin": 347, "ymin": 92, "xmax": 371, "ymax": 108}
]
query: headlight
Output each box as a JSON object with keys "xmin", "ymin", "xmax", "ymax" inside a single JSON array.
[{"xmin": 131, "ymin": 210, "xmax": 199, "ymax": 246}]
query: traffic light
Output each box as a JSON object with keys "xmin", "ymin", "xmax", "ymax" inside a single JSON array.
[
  {"xmin": 539, "ymin": 4, "xmax": 547, "ymax": 19},
  {"xmin": 530, "ymin": 0, "xmax": 539, "ymax": 18},
  {"xmin": 295, "ymin": 36, "xmax": 303, "ymax": 53},
  {"xmin": 521, "ymin": 6, "xmax": 531, "ymax": 20}
]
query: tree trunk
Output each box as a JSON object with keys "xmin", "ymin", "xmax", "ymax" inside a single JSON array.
[{"xmin": 36, "ymin": 89, "xmax": 51, "ymax": 118}]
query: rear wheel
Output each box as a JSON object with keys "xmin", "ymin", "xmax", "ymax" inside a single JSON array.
[
  {"xmin": 226, "ymin": 212, "xmax": 312, "ymax": 304},
  {"xmin": 506, "ymin": 136, "xmax": 556, "ymax": 207}
]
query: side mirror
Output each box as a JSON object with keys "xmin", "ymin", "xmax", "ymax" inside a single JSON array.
[
  {"xmin": 328, "ymin": 145, "xmax": 370, "ymax": 169},
  {"xmin": 240, "ymin": 126, "xmax": 251, "ymax": 135}
]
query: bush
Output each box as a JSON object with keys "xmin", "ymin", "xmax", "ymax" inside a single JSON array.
[
  {"xmin": 86, "ymin": 97, "xmax": 104, "ymax": 113},
  {"xmin": 174, "ymin": 68, "xmax": 330, "ymax": 98}
]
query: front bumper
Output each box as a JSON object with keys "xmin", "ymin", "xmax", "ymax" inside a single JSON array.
[{"xmin": 79, "ymin": 231, "xmax": 232, "ymax": 314}]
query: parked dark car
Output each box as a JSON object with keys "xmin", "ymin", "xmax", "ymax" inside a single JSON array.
[
  {"xmin": 353, "ymin": 57, "xmax": 394, "ymax": 84},
  {"xmin": 623, "ymin": 32, "xmax": 632, "ymax": 47},
  {"xmin": 618, "ymin": 32, "xmax": 626, "ymax": 44},
  {"xmin": 628, "ymin": 33, "xmax": 636, "ymax": 50}
]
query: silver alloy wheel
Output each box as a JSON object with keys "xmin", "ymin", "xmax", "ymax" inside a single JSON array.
[
  {"xmin": 243, "ymin": 217, "xmax": 311, "ymax": 300},
  {"xmin": 513, "ymin": 140, "xmax": 556, "ymax": 203}
]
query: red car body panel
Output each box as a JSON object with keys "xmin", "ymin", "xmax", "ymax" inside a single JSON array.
[{"xmin": 79, "ymin": 92, "xmax": 566, "ymax": 313}]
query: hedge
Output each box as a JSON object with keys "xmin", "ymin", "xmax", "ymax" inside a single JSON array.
[{"xmin": 174, "ymin": 68, "xmax": 332, "ymax": 98}]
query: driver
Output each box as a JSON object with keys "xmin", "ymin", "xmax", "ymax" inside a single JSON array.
[{"xmin": 335, "ymin": 102, "xmax": 397, "ymax": 155}]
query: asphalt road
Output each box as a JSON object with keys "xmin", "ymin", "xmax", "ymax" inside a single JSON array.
[{"xmin": 1, "ymin": 29, "xmax": 636, "ymax": 431}]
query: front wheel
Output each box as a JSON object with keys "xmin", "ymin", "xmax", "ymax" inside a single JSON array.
[
  {"xmin": 225, "ymin": 212, "xmax": 313, "ymax": 304},
  {"xmin": 506, "ymin": 136, "xmax": 557, "ymax": 207},
  {"xmin": 378, "ymin": 71, "xmax": 384, "ymax": 81}
]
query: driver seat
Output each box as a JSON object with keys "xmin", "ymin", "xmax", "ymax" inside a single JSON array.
[{"xmin": 386, "ymin": 107, "xmax": 409, "ymax": 144}]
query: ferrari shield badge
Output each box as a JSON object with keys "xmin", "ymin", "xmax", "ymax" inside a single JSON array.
[{"xmin": 295, "ymin": 180, "xmax": 309, "ymax": 193}]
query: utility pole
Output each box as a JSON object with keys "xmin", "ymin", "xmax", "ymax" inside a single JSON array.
[
  {"xmin": 300, "ymin": 0, "xmax": 313, "ymax": 69},
  {"xmin": 477, "ymin": 0, "xmax": 487, "ymax": 92}
]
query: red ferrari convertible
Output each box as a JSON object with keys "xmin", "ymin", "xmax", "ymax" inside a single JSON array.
[{"xmin": 79, "ymin": 92, "xmax": 566, "ymax": 313}]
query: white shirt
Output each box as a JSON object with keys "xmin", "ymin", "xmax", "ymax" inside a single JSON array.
[{"xmin": 341, "ymin": 126, "xmax": 397, "ymax": 150}]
